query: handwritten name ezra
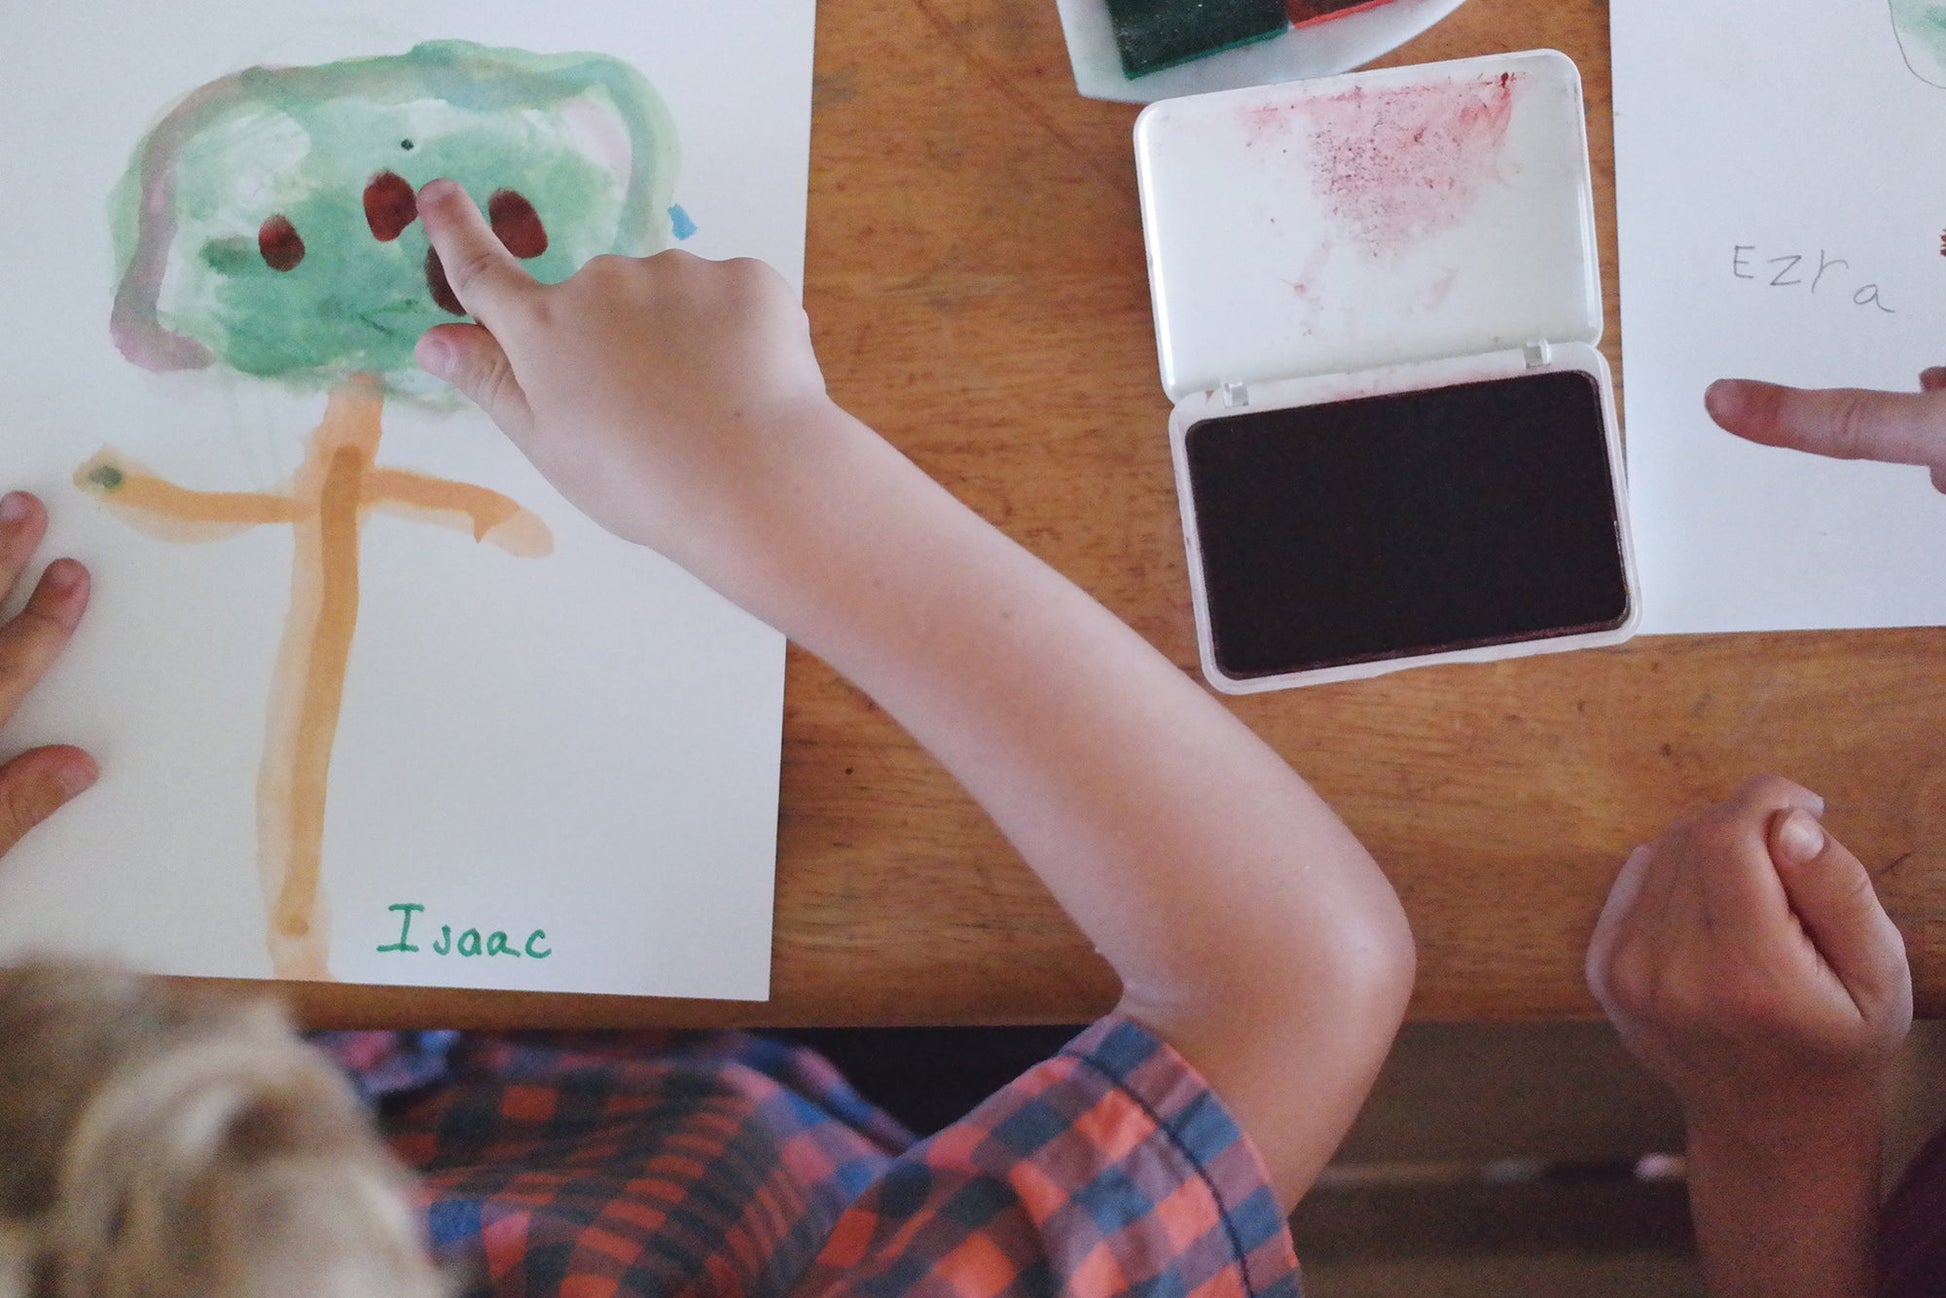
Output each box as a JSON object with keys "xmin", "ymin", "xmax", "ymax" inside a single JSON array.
[
  {"xmin": 377, "ymin": 903, "xmax": 552, "ymax": 959},
  {"xmin": 1730, "ymin": 244, "xmax": 1896, "ymax": 313}
]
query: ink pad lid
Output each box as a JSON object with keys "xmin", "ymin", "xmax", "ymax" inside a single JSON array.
[
  {"xmin": 1132, "ymin": 50, "xmax": 1638, "ymax": 692},
  {"xmin": 1135, "ymin": 49, "xmax": 1601, "ymax": 401}
]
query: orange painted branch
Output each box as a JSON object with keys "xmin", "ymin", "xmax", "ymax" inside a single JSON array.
[
  {"xmin": 74, "ymin": 450, "xmax": 301, "ymax": 536},
  {"xmin": 365, "ymin": 469, "xmax": 554, "ymax": 555}
]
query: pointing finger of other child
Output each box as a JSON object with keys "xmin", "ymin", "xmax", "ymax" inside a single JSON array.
[{"xmin": 1707, "ymin": 377, "xmax": 1946, "ymax": 491}]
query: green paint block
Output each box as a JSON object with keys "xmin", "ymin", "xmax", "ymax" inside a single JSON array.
[
  {"xmin": 111, "ymin": 41, "xmax": 679, "ymax": 399},
  {"xmin": 1105, "ymin": 0, "xmax": 1289, "ymax": 78}
]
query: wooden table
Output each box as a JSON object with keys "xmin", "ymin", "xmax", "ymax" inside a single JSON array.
[{"xmin": 300, "ymin": 0, "xmax": 1946, "ymax": 1030}]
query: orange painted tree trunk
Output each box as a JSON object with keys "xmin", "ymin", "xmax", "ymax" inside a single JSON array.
[
  {"xmin": 259, "ymin": 379, "xmax": 384, "ymax": 979},
  {"xmin": 77, "ymin": 375, "xmax": 552, "ymax": 982}
]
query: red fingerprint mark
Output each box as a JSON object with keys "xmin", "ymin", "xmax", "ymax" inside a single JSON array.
[
  {"xmin": 364, "ymin": 171, "xmax": 418, "ymax": 242},
  {"xmin": 488, "ymin": 189, "xmax": 548, "ymax": 259},
  {"xmin": 425, "ymin": 248, "xmax": 465, "ymax": 316},
  {"xmin": 258, "ymin": 215, "xmax": 306, "ymax": 271}
]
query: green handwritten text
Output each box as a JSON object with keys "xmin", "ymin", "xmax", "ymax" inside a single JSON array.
[{"xmin": 378, "ymin": 902, "xmax": 551, "ymax": 959}]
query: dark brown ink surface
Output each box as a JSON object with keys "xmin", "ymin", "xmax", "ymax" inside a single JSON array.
[{"xmin": 1185, "ymin": 369, "xmax": 1629, "ymax": 677}]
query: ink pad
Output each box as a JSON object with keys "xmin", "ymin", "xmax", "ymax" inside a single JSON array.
[
  {"xmin": 1135, "ymin": 51, "xmax": 1639, "ymax": 691},
  {"xmin": 1186, "ymin": 371, "xmax": 1628, "ymax": 677}
]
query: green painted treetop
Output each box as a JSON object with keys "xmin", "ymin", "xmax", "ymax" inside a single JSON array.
[{"xmin": 111, "ymin": 40, "xmax": 678, "ymax": 396}]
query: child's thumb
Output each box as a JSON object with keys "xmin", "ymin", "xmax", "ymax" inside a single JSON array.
[
  {"xmin": 1768, "ymin": 809, "xmax": 1910, "ymax": 1017},
  {"xmin": 416, "ymin": 324, "xmax": 535, "ymax": 443}
]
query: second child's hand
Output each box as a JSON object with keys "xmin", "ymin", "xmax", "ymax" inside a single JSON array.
[
  {"xmin": 1586, "ymin": 776, "xmax": 1911, "ymax": 1298},
  {"xmin": 1708, "ymin": 372, "xmax": 1946, "ymax": 492},
  {"xmin": 0, "ymin": 491, "xmax": 96, "ymax": 858}
]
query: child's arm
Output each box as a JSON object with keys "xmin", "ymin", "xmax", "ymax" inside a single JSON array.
[
  {"xmin": 413, "ymin": 180, "xmax": 1414, "ymax": 1209},
  {"xmin": 0, "ymin": 492, "xmax": 97, "ymax": 856},
  {"xmin": 1586, "ymin": 776, "xmax": 1911, "ymax": 1298}
]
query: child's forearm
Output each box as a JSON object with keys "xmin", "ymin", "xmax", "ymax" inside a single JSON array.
[
  {"xmin": 689, "ymin": 404, "xmax": 1414, "ymax": 1207},
  {"xmin": 1584, "ymin": 785, "xmax": 1911, "ymax": 1298},
  {"xmin": 1686, "ymin": 1106, "xmax": 1882, "ymax": 1298}
]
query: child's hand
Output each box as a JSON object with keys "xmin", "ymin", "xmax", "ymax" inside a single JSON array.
[
  {"xmin": 1708, "ymin": 372, "xmax": 1946, "ymax": 493},
  {"xmin": 411, "ymin": 179, "xmax": 855, "ymax": 561},
  {"xmin": 1585, "ymin": 775, "xmax": 1911, "ymax": 1136},
  {"xmin": 0, "ymin": 492, "xmax": 95, "ymax": 857}
]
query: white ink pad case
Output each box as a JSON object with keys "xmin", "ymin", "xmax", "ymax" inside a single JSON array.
[{"xmin": 1134, "ymin": 49, "xmax": 1640, "ymax": 693}]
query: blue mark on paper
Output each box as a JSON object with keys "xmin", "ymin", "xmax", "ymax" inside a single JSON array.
[{"xmin": 669, "ymin": 205, "xmax": 698, "ymax": 240}]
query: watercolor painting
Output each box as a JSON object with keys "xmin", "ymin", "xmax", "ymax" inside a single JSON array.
[
  {"xmin": 77, "ymin": 41, "xmax": 679, "ymax": 979},
  {"xmin": 1892, "ymin": 0, "xmax": 1946, "ymax": 86}
]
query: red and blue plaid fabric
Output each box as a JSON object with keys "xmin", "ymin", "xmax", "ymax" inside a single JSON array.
[{"xmin": 319, "ymin": 1016, "xmax": 1301, "ymax": 1297}]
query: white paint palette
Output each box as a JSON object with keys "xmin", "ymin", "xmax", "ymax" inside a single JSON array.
[{"xmin": 1056, "ymin": 0, "xmax": 1470, "ymax": 104}]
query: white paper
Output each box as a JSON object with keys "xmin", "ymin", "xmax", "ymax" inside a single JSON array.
[
  {"xmin": 0, "ymin": 1, "xmax": 817, "ymax": 998},
  {"xmin": 1613, "ymin": 0, "xmax": 1946, "ymax": 633}
]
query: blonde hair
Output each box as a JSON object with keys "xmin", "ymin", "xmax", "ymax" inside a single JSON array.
[{"xmin": 0, "ymin": 961, "xmax": 446, "ymax": 1298}]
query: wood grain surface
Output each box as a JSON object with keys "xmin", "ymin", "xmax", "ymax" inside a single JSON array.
[{"xmin": 290, "ymin": 0, "xmax": 1946, "ymax": 1029}]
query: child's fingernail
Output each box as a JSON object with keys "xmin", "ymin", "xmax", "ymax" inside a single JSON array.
[
  {"xmin": 1705, "ymin": 380, "xmax": 1743, "ymax": 422},
  {"xmin": 0, "ymin": 492, "xmax": 29, "ymax": 525},
  {"xmin": 56, "ymin": 755, "xmax": 99, "ymax": 799},
  {"xmin": 1775, "ymin": 808, "xmax": 1826, "ymax": 866},
  {"xmin": 416, "ymin": 335, "xmax": 454, "ymax": 377},
  {"xmin": 42, "ymin": 559, "xmax": 84, "ymax": 593}
]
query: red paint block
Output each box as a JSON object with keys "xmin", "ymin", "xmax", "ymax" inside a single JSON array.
[{"xmin": 1287, "ymin": 0, "xmax": 1395, "ymax": 28}]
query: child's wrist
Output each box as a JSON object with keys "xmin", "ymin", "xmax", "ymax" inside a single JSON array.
[
  {"xmin": 653, "ymin": 401, "xmax": 895, "ymax": 610},
  {"xmin": 1684, "ymin": 1080, "xmax": 1887, "ymax": 1172}
]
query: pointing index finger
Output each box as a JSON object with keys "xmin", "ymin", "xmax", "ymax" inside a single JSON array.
[
  {"xmin": 416, "ymin": 179, "xmax": 540, "ymax": 325},
  {"xmin": 1707, "ymin": 378, "xmax": 1946, "ymax": 470}
]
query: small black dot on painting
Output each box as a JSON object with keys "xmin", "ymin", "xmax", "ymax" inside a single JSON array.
[
  {"xmin": 401, "ymin": 139, "xmax": 415, "ymax": 150},
  {"xmin": 90, "ymin": 465, "xmax": 125, "ymax": 490}
]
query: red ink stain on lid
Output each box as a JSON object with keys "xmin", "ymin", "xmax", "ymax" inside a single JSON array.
[
  {"xmin": 364, "ymin": 171, "xmax": 419, "ymax": 242},
  {"xmin": 488, "ymin": 189, "xmax": 548, "ymax": 259},
  {"xmin": 1282, "ymin": 72, "xmax": 1520, "ymax": 259},
  {"xmin": 258, "ymin": 214, "xmax": 305, "ymax": 271}
]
